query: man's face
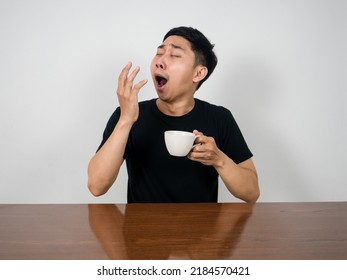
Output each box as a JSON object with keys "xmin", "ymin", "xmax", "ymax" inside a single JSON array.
[{"xmin": 151, "ymin": 35, "xmax": 199, "ymax": 102}]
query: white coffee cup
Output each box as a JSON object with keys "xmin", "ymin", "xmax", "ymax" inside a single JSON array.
[{"xmin": 164, "ymin": 130, "xmax": 197, "ymax": 157}]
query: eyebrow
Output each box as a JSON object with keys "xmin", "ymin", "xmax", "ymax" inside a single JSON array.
[{"xmin": 157, "ymin": 43, "xmax": 185, "ymax": 51}]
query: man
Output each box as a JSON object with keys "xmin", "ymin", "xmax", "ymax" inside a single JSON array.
[{"xmin": 88, "ymin": 26, "xmax": 259, "ymax": 203}]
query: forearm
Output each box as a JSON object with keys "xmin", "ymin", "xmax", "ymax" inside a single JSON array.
[
  {"xmin": 88, "ymin": 62, "xmax": 147, "ymax": 196},
  {"xmin": 87, "ymin": 119, "xmax": 132, "ymax": 196},
  {"xmin": 214, "ymin": 154, "xmax": 260, "ymax": 203}
]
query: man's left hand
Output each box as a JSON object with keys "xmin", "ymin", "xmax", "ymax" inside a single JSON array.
[{"xmin": 188, "ymin": 129, "xmax": 222, "ymax": 167}]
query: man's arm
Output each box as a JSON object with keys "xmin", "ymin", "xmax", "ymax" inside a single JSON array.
[
  {"xmin": 87, "ymin": 62, "xmax": 147, "ymax": 196},
  {"xmin": 215, "ymin": 157, "xmax": 259, "ymax": 203},
  {"xmin": 87, "ymin": 119, "xmax": 132, "ymax": 196},
  {"xmin": 188, "ymin": 130, "xmax": 260, "ymax": 203}
]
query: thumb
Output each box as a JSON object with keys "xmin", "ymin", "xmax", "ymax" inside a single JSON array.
[{"xmin": 193, "ymin": 129, "xmax": 203, "ymax": 136}]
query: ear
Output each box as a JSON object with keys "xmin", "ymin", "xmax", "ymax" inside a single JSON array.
[{"xmin": 192, "ymin": 65, "xmax": 208, "ymax": 83}]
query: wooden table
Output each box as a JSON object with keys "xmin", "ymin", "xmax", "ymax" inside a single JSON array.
[{"xmin": 0, "ymin": 202, "xmax": 346, "ymax": 260}]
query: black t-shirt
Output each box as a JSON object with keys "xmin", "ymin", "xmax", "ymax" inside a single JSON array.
[{"xmin": 98, "ymin": 98, "xmax": 253, "ymax": 203}]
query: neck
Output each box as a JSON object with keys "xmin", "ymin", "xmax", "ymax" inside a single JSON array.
[{"xmin": 156, "ymin": 98, "xmax": 195, "ymax": 116}]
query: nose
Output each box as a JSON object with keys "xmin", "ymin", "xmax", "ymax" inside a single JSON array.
[
  {"xmin": 155, "ymin": 56, "xmax": 166, "ymax": 70},
  {"xmin": 156, "ymin": 62, "xmax": 164, "ymax": 69}
]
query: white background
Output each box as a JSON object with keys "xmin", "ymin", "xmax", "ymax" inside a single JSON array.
[{"xmin": 0, "ymin": 0, "xmax": 346, "ymax": 203}]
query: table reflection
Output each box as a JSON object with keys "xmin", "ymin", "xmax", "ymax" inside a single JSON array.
[{"xmin": 88, "ymin": 203, "xmax": 252, "ymax": 260}]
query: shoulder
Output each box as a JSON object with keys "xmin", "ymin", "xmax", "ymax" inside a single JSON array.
[{"xmin": 195, "ymin": 98, "xmax": 233, "ymax": 118}]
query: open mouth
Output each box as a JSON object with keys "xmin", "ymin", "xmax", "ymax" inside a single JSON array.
[{"xmin": 155, "ymin": 74, "xmax": 168, "ymax": 88}]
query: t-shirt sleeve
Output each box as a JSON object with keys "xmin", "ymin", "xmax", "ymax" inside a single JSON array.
[
  {"xmin": 221, "ymin": 109, "xmax": 253, "ymax": 164},
  {"xmin": 96, "ymin": 107, "xmax": 121, "ymax": 152}
]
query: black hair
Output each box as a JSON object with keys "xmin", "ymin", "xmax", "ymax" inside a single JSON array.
[{"xmin": 163, "ymin": 26, "xmax": 218, "ymax": 90}]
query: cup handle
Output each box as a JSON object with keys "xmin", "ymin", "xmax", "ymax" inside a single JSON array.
[
  {"xmin": 192, "ymin": 135, "xmax": 201, "ymax": 149},
  {"xmin": 192, "ymin": 143, "xmax": 201, "ymax": 148}
]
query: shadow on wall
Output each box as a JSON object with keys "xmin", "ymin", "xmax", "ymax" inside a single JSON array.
[{"xmin": 225, "ymin": 56, "xmax": 311, "ymax": 201}]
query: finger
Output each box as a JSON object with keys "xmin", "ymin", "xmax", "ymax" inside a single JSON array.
[
  {"xmin": 192, "ymin": 129, "xmax": 205, "ymax": 143},
  {"xmin": 188, "ymin": 152, "xmax": 206, "ymax": 163},
  {"xmin": 118, "ymin": 62, "xmax": 132, "ymax": 91},
  {"xmin": 193, "ymin": 129, "xmax": 203, "ymax": 136},
  {"xmin": 126, "ymin": 66, "xmax": 141, "ymax": 87},
  {"xmin": 192, "ymin": 143, "xmax": 203, "ymax": 152},
  {"xmin": 133, "ymin": 78, "xmax": 148, "ymax": 93},
  {"xmin": 195, "ymin": 135, "xmax": 208, "ymax": 145}
]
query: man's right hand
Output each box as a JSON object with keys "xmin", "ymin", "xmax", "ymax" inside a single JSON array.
[
  {"xmin": 117, "ymin": 62, "xmax": 148, "ymax": 124},
  {"xmin": 88, "ymin": 62, "xmax": 147, "ymax": 197}
]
